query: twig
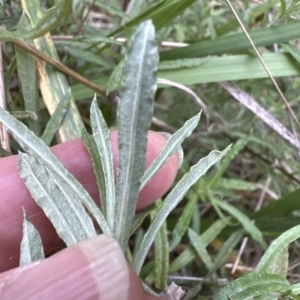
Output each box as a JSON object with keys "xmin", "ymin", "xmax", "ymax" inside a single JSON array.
[{"xmin": 0, "ymin": 28, "xmax": 107, "ymax": 97}]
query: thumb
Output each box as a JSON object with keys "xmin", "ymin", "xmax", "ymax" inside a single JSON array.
[{"xmin": 0, "ymin": 235, "xmax": 160, "ymax": 300}]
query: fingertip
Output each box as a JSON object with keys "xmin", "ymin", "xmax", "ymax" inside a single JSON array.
[{"xmin": 1, "ymin": 235, "xmax": 148, "ymax": 300}]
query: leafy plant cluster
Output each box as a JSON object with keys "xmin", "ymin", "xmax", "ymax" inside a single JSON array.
[{"xmin": 1, "ymin": 0, "xmax": 300, "ymax": 299}]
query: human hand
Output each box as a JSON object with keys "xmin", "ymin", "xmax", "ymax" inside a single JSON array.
[{"xmin": 0, "ymin": 131, "xmax": 180, "ymax": 299}]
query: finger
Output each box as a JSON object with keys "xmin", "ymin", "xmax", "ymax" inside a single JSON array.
[
  {"xmin": 0, "ymin": 131, "xmax": 180, "ymax": 272},
  {"xmin": 0, "ymin": 235, "xmax": 161, "ymax": 300}
]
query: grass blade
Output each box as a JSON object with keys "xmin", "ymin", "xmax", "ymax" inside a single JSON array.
[
  {"xmin": 213, "ymin": 197, "xmax": 267, "ymax": 249},
  {"xmin": 140, "ymin": 112, "xmax": 201, "ymax": 190},
  {"xmin": 15, "ymin": 13, "xmax": 39, "ymax": 136},
  {"xmin": 158, "ymin": 53, "xmax": 300, "ymax": 84},
  {"xmin": 152, "ymin": 200, "xmax": 169, "ymax": 291},
  {"xmin": 212, "ymin": 230, "xmax": 244, "ymax": 272},
  {"xmin": 160, "ymin": 22, "xmax": 300, "ymax": 60},
  {"xmin": 169, "ymin": 218, "xmax": 229, "ymax": 274},
  {"xmin": 19, "ymin": 208, "xmax": 44, "ymax": 266},
  {"xmin": 109, "ymin": 0, "xmax": 198, "ymax": 36},
  {"xmin": 133, "ymin": 145, "xmax": 231, "ymax": 274},
  {"xmin": 113, "ymin": 20, "xmax": 158, "ymax": 249},
  {"xmin": 169, "ymin": 193, "xmax": 198, "ymax": 251},
  {"xmin": 19, "ymin": 153, "xmax": 97, "ymax": 245},
  {"xmin": 0, "ymin": 107, "xmax": 110, "ymax": 234},
  {"xmin": 41, "ymin": 89, "xmax": 70, "ymax": 146},
  {"xmin": 188, "ymin": 228, "xmax": 214, "ymax": 272},
  {"xmin": 90, "ymin": 97, "xmax": 115, "ymax": 229}
]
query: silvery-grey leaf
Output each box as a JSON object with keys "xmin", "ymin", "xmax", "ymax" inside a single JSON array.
[
  {"xmin": 141, "ymin": 112, "xmax": 201, "ymax": 190},
  {"xmin": 90, "ymin": 97, "xmax": 115, "ymax": 229},
  {"xmin": 19, "ymin": 208, "xmax": 45, "ymax": 266},
  {"xmin": 0, "ymin": 107, "xmax": 110, "ymax": 234},
  {"xmin": 114, "ymin": 20, "xmax": 159, "ymax": 249},
  {"xmin": 133, "ymin": 145, "xmax": 231, "ymax": 274},
  {"xmin": 19, "ymin": 153, "xmax": 97, "ymax": 246}
]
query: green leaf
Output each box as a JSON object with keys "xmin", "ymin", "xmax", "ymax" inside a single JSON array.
[
  {"xmin": 169, "ymin": 193, "xmax": 198, "ymax": 251},
  {"xmin": 131, "ymin": 204, "xmax": 156, "ymax": 235},
  {"xmin": 160, "ymin": 21, "xmax": 300, "ymax": 60},
  {"xmin": 169, "ymin": 218, "xmax": 229, "ymax": 274},
  {"xmin": 152, "ymin": 200, "xmax": 169, "ymax": 291},
  {"xmin": 106, "ymin": 60, "xmax": 124, "ymax": 93},
  {"xmin": 212, "ymin": 230, "xmax": 244, "ymax": 271},
  {"xmin": 0, "ymin": 107, "xmax": 110, "ymax": 234},
  {"xmin": 133, "ymin": 145, "xmax": 231, "ymax": 274},
  {"xmin": 65, "ymin": 46, "xmax": 114, "ymax": 68},
  {"xmin": 141, "ymin": 112, "xmax": 200, "ymax": 190},
  {"xmin": 19, "ymin": 208, "xmax": 45, "ymax": 266},
  {"xmin": 188, "ymin": 228, "xmax": 213, "ymax": 272},
  {"xmin": 81, "ymin": 128, "xmax": 106, "ymax": 213},
  {"xmin": 256, "ymin": 224, "xmax": 300, "ymax": 273},
  {"xmin": 215, "ymin": 178, "xmax": 256, "ymax": 191},
  {"xmin": 158, "ymin": 57, "xmax": 210, "ymax": 70},
  {"xmin": 18, "ymin": 153, "xmax": 97, "ymax": 246},
  {"xmin": 0, "ymin": 0, "xmax": 72, "ymax": 41},
  {"xmin": 41, "ymin": 89, "xmax": 71, "ymax": 146},
  {"xmin": 109, "ymin": 0, "xmax": 198, "ymax": 36},
  {"xmin": 215, "ymin": 273, "xmax": 290, "ymax": 300},
  {"xmin": 213, "ymin": 197, "xmax": 267, "ymax": 249},
  {"xmin": 281, "ymin": 43, "xmax": 300, "ymax": 63},
  {"xmin": 208, "ymin": 135, "xmax": 249, "ymax": 189},
  {"xmin": 113, "ymin": 20, "xmax": 158, "ymax": 249},
  {"xmin": 90, "ymin": 97, "xmax": 115, "ymax": 229},
  {"xmin": 15, "ymin": 13, "xmax": 39, "ymax": 136},
  {"xmin": 158, "ymin": 53, "xmax": 300, "ymax": 84},
  {"xmin": 252, "ymin": 188, "xmax": 300, "ymax": 219}
]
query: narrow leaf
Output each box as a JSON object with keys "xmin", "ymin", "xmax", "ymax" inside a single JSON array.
[
  {"xmin": 0, "ymin": 107, "xmax": 110, "ymax": 233},
  {"xmin": 19, "ymin": 208, "xmax": 45, "ymax": 266},
  {"xmin": 109, "ymin": 0, "xmax": 198, "ymax": 36},
  {"xmin": 169, "ymin": 218, "xmax": 229, "ymax": 274},
  {"xmin": 213, "ymin": 197, "xmax": 267, "ymax": 249},
  {"xmin": 208, "ymin": 135, "xmax": 249, "ymax": 189},
  {"xmin": 188, "ymin": 228, "xmax": 214, "ymax": 272},
  {"xmin": 15, "ymin": 12, "xmax": 39, "ymax": 135},
  {"xmin": 152, "ymin": 200, "xmax": 169, "ymax": 291},
  {"xmin": 169, "ymin": 193, "xmax": 198, "ymax": 251},
  {"xmin": 158, "ymin": 53, "xmax": 300, "ymax": 84},
  {"xmin": 113, "ymin": 20, "xmax": 158, "ymax": 249},
  {"xmin": 160, "ymin": 22, "xmax": 300, "ymax": 60},
  {"xmin": 19, "ymin": 153, "xmax": 97, "ymax": 246},
  {"xmin": 90, "ymin": 97, "xmax": 115, "ymax": 229},
  {"xmin": 41, "ymin": 89, "xmax": 70, "ymax": 146},
  {"xmin": 133, "ymin": 145, "xmax": 231, "ymax": 274},
  {"xmin": 140, "ymin": 112, "xmax": 201, "ymax": 190},
  {"xmin": 212, "ymin": 230, "xmax": 244, "ymax": 271},
  {"xmin": 131, "ymin": 204, "xmax": 156, "ymax": 235}
]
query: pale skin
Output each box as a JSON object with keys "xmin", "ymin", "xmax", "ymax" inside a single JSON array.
[{"xmin": 0, "ymin": 131, "xmax": 180, "ymax": 300}]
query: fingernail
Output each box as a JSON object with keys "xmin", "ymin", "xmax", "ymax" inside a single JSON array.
[
  {"xmin": 158, "ymin": 132, "xmax": 184, "ymax": 169},
  {"xmin": 78, "ymin": 235, "xmax": 130, "ymax": 300}
]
